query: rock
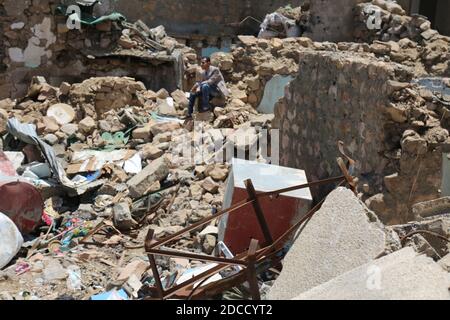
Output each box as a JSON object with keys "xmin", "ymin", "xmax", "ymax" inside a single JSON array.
[
  {"xmin": 190, "ymin": 183, "xmax": 204, "ymax": 200},
  {"xmin": 401, "ymin": 130, "xmax": 428, "ymax": 155},
  {"xmin": 60, "ymin": 124, "xmax": 78, "ymax": 136},
  {"xmin": 294, "ymin": 248, "xmax": 450, "ymax": 300},
  {"xmin": 43, "ymin": 116, "xmax": 60, "ymax": 133},
  {"xmin": 438, "ymin": 253, "xmax": 450, "ymax": 272},
  {"xmin": 201, "ymin": 177, "xmax": 220, "ymax": 194},
  {"xmin": 238, "ymin": 35, "xmax": 257, "ymax": 46},
  {"xmin": 46, "ymin": 103, "xmax": 75, "ymax": 125},
  {"xmin": 170, "ymin": 209, "xmax": 190, "ymax": 226},
  {"xmin": 268, "ymin": 187, "xmax": 400, "ymax": 300},
  {"xmin": 203, "ymin": 235, "xmax": 217, "ymax": 255},
  {"xmin": 211, "ymin": 52, "xmax": 234, "ymax": 71},
  {"xmin": 79, "ymin": 116, "xmax": 96, "ymax": 134},
  {"xmin": 412, "ymin": 197, "xmax": 450, "ymax": 220},
  {"xmin": 404, "ymin": 234, "xmax": 440, "ymax": 261},
  {"xmin": 132, "ymin": 125, "xmax": 152, "ymax": 141},
  {"xmin": 118, "ymin": 35, "xmax": 137, "ymax": 49},
  {"xmin": 117, "ymin": 260, "xmax": 148, "ymax": 282},
  {"xmin": 157, "ymin": 100, "xmax": 178, "ymax": 116},
  {"xmin": 0, "ymin": 212, "xmax": 24, "ymax": 269},
  {"xmin": 127, "ymin": 156, "xmax": 170, "ymax": 199},
  {"xmin": 150, "ymin": 122, "xmax": 181, "ymax": 136},
  {"xmin": 43, "ymin": 260, "xmax": 67, "ymax": 283},
  {"xmin": 43, "ymin": 134, "xmax": 58, "ymax": 145},
  {"xmin": 205, "ymin": 164, "xmax": 229, "ymax": 181},
  {"xmin": 385, "ymin": 104, "xmax": 407, "ymax": 123},
  {"xmin": 156, "ymin": 89, "xmax": 170, "ymax": 99},
  {"xmin": 113, "ymin": 202, "xmax": 137, "ymax": 231},
  {"xmin": 171, "ymin": 90, "xmax": 189, "ymax": 109},
  {"xmin": 141, "ymin": 144, "xmax": 164, "ymax": 160},
  {"xmin": 59, "ymin": 82, "xmax": 71, "ymax": 95}
]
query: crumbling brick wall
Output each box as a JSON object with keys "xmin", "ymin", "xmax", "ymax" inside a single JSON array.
[{"xmin": 274, "ymin": 49, "xmax": 450, "ymax": 225}]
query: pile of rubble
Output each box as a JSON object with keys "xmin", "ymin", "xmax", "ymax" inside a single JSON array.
[{"xmin": 0, "ymin": 69, "xmax": 277, "ymax": 299}]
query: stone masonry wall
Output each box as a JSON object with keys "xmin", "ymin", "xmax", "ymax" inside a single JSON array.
[
  {"xmin": 0, "ymin": 0, "xmax": 191, "ymax": 99},
  {"xmin": 274, "ymin": 50, "xmax": 450, "ymax": 225},
  {"xmin": 305, "ymin": 0, "xmax": 366, "ymax": 42}
]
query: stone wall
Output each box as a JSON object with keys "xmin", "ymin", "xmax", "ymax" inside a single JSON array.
[
  {"xmin": 96, "ymin": 0, "xmax": 305, "ymax": 39},
  {"xmin": 0, "ymin": 0, "xmax": 190, "ymax": 99},
  {"xmin": 305, "ymin": 0, "xmax": 366, "ymax": 42},
  {"xmin": 274, "ymin": 50, "xmax": 450, "ymax": 224}
]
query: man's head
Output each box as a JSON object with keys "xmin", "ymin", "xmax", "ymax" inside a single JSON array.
[{"xmin": 200, "ymin": 57, "xmax": 211, "ymax": 71}]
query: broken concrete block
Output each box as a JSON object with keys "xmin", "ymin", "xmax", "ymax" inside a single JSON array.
[
  {"xmin": 294, "ymin": 248, "xmax": 450, "ymax": 300},
  {"xmin": 268, "ymin": 187, "xmax": 400, "ymax": 300},
  {"xmin": 127, "ymin": 156, "xmax": 170, "ymax": 199}
]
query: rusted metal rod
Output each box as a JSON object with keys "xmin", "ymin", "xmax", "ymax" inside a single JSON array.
[
  {"xmin": 147, "ymin": 248, "xmax": 248, "ymax": 266},
  {"xmin": 245, "ymin": 179, "xmax": 274, "ymax": 246},
  {"xmin": 246, "ymin": 239, "xmax": 261, "ymax": 300},
  {"xmin": 147, "ymin": 199, "xmax": 252, "ymax": 249}
]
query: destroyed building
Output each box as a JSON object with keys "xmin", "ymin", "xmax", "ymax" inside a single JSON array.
[{"xmin": 1, "ymin": 0, "xmax": 450, "ymax": 302}]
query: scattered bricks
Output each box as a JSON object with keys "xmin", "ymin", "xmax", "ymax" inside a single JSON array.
[{"xmin": 127, "ymin": 156, "xmax": 170, "ymax": 199}]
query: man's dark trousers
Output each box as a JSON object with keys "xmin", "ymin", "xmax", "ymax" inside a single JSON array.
[{"xmin": 188, "ymin": 83, "xmax": 219, "ymax": 116}]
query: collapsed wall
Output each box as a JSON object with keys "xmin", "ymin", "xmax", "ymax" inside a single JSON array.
[{"xmin": 274, "ymin": 49, "xmax": 450, "ymax": 224}]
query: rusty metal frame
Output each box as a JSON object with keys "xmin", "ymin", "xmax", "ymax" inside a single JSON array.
[{"xmin": 144, "ymin": 147, "xmax": 357, "ymax": 300}]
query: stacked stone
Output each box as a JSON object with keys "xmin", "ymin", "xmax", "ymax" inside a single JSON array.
[
  {"xmin": 274, "ymin": 49, "xmax": 450, "ymax": 224},
  {"xmin": 354, "ymin": 0, "xmax": 438, "ymax": 44}
]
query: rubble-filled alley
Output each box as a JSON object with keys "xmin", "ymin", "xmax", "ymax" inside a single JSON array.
[{"xmin": 1, "ymin": 0, "xmax": 450, "ymax": 301}]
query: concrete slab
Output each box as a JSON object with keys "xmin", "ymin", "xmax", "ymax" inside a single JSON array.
[
  {"xmin": 268, "ymin": 187, "xmax": 399, "ymax": 300},
  {"xmin": 294, "ymin": 248, "xmax": 450, "ymax": 300}
]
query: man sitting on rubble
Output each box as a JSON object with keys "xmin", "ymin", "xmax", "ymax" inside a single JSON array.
[{"xmin": 186, "ymin": 57, "xmax": 229, "ymax": 119}]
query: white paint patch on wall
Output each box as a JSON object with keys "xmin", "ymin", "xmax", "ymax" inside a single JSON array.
[
  {"xmin": 8, "ymin": 48, "xmax": 25, "ymax": 63},
  {"xmin": 23, "ymin": 17, "xmax": 56, "ymax": 68}
]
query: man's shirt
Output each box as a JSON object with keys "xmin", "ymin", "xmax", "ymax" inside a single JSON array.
[{"xmin": 201, "ymin": 66, "xmax": 230, "ymax": 96}]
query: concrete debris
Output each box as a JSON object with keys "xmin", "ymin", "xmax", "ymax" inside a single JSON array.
[
  {"xmin": 294, "ymin": 247, "xmax": 450, "ymax": 300},
  {"xmin": 127, "ymin": 156, "xmax": 170, "ymax": 199},
  {"xmin": 268, "ymin": 187, "xmax": 400, "ymax": 300}
]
